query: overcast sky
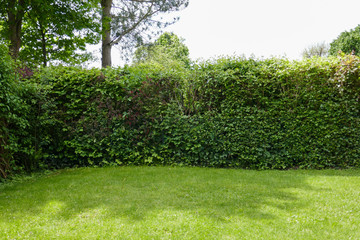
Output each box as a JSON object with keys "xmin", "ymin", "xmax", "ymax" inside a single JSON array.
[{"xmin": 107, "ymin": 0, "xmax": 360, "ymax": 67}]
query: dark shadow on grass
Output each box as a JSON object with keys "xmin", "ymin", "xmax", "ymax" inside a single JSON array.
[{"xmin": 1, "ymin": 167, "xmax": 358, "ymax": 224}]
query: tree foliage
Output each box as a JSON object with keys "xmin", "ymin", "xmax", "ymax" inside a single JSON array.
[
  {"xmin": 0, "ymin": 0, "xmax": 189, "ymax": 68},
  {"xmin": 0, "ymin": 0, "xmax": 27, "ymax": 59},
  {"xmin": 101, "ymin": 0, "xmax": 189, "ymax": 67},
  {"xmin": 302, "ymin": 42, "xmax": 329, "ymax": 58},
  {"xmin": 329, "ymin": 25, "xmax": 360, "ymax": 56},
  {"xmin": 133, "ymin": 32, "xmax": 190, "ymax": 66},
  {"xmin": 0, "ymin": 0, "xmax": 100, "ymax": 66},
  {"xmin": 20, "ymin": 0, "xmax": 100, "ymax": 67}
]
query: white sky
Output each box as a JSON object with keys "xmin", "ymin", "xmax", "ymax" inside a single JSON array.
[{"xmin": 105, "ymin": 0, "xmax": 360, "ymax": 67}]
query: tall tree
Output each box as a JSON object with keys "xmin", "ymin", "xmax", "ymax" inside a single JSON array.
[
  {"xmin": 0, "ymin": 0, "xmax": 100, "ymax": 66},
  {"xmin": 20, "ymin": 0, "xmax": 100, "ymax": 67},
  {"xmin": 100, "ymin": 0, "xmax": 189, "ymax": 68},
  {"xmin": 329, "ymin": 25, "xmax": 360, "ymax": 56},
  {"xmin": 0, "ymin": 0, "xmax": 27, "ymax": 59},
  {"xmin": 101, "ymin": 0, "xmax": 113, "ymax": 67}
]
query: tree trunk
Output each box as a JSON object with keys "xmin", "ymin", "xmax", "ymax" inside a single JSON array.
[
  {"xmin": 40, "ymin": 23, "xmax": 47, "ymax": 67},
  {"xmin": 101, "ymin": 0, "xmax": 112, "ymax": 68},
  {"xmin": 7, "ymin": 0, "xmax": 26, "ymax": 59}
]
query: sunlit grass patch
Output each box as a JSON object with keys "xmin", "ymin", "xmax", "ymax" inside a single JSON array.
[{"xmin": 1, "ymin": 167, "xmax": 360, "ymax": 239}]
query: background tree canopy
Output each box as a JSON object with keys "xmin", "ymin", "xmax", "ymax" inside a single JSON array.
[
  {"xmin": 100, "ymin": 0, "xmax": 189, "ymax": 67},
  {"xmin": 302, "ymin": 42, "xmax": 329, "ymax": 58},
  {"xmin": 329, "ymin": 25, "xmax": 360, "ymax": 56},
  {"xmin": 133, "ymin": 32, "xmax": 190, "ymax": 67},
  {"xmin": 0, "ymin": 0, "xmax": 99, "ymax": 67},
  {"xmin": 19, "ymin": 0, "xmax": 100, "ymax": 67},
  {"xmin": 0, "ymin": 0, "xmax": 189, "ymax": 68}
]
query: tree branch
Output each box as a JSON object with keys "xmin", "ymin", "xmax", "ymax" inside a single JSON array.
[{"xmin": 110, "ymin": 2, "xmax": 159, "ymax": 46}]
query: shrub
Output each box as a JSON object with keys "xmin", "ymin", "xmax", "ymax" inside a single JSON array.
[
  {"xmin": 2, "ymin": 55, "xmax": 360, "ymax": 178},
  {"xmin": 0, "ymin": 45, "xmax": 40, "ymax": 178}
]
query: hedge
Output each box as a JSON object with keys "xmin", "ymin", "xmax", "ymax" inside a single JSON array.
[
  {"xmin": 0, "ymin": 45, "xmax": 40, "ymax": 178},
  {"xmin": 1, "ymin": 54, "xmax": 360, "ymax": 178}
]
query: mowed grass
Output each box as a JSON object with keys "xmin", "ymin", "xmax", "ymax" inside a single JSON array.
[{"xmin": 1, "ymin": 167, "xmax": 360, "ymax": 239}]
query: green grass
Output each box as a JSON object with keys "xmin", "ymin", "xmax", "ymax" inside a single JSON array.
[{"xmin": 1, "ymin": 167, "xmax": 360, "ymax": 239}]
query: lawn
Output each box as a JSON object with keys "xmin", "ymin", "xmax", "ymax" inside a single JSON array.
[{"xmin": 1, "ymin": 167, "xmax": 360, "ymax": 239}]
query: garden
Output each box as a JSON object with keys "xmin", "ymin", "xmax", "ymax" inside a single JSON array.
[{"xmin": 1, "ymin": 45, "xmax": 360, "ymax": 238}]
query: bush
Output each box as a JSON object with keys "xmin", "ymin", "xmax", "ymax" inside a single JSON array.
[
  {"xmin": 173, "ymin": 56, "xmax": 359, "ymax": 169},
  {"xmin": 30, "ymin": 63, "xmax": 187, "ymax": 168},
  {"xmin": 2, "ymin": 55, "xmax": 360, "ymax": 179},
  {"xmin": 0, "ymin": 45, "xmax": 40, "ymax": 178},
  {"xmin": 0, "ymin": 45, "xmax": 14, "ymax": 178}
]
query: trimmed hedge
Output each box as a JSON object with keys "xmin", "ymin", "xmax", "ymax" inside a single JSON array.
[{"xmin": 1, "ymin": 54, "xmax": 360, "ymax": 177}]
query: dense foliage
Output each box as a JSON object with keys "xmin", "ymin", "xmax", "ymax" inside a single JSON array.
[
  {"xmin": 100, "ymin": 0, "xmax": 189, "ymax": 67},
  {"xmin": 329, "ymin": 25, "xmax": 360, "ymax": 56},
  {"xmin": 0, "ymin": 45, "xmax": 40, "ymax": 178},
  {"xmin": 0, "ymin": 0, "xmax": 99, "ymax": 66},
  {"xmin": 19, "ymin": 0, "xmax": 99, "ymax": 67},
  {"xmin": 1, "ymin": 53, "xmax": 360, "ymax": 178},
  {"xmin": 0, "ymin": 0, "xmax": 188, "ymax": 68},
  {"xmin": 133, "ymin": 32, "xmax": 191, "ymax": 67}
]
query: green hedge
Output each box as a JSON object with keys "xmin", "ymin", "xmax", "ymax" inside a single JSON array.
[
  {"xmin": 2, "ymin": 55, "xmax": 360, "ymax": 177},
  {"xmin": 158, "ymin": 56, "xmax": 359, "ymax": 169},
  {"xmin": 0, "ymin": 45, "xmax": 14, "ymax": 178},
  {"xmin": 0, "ymin": 45, "xmax": 40, "ymax": 178}
]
